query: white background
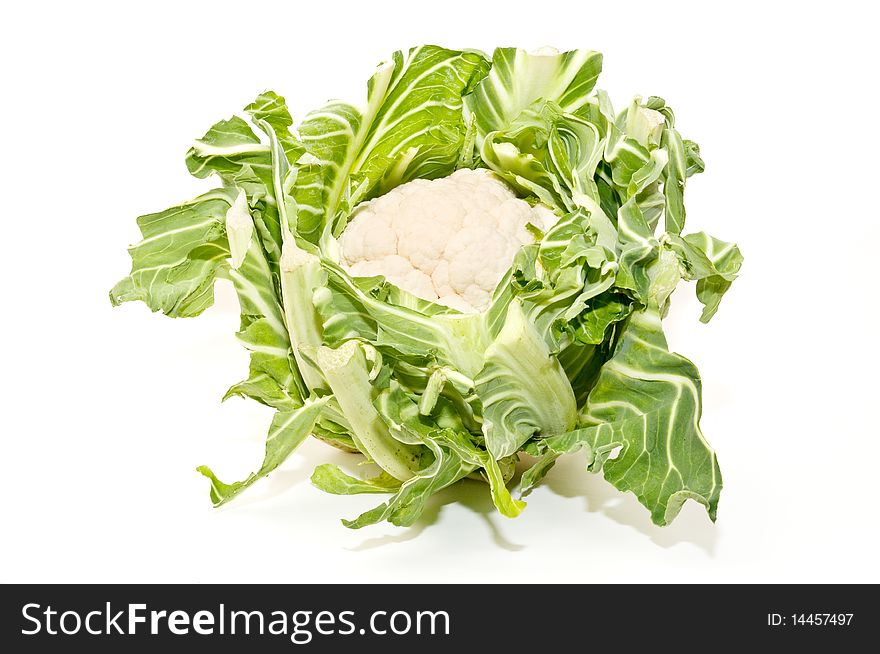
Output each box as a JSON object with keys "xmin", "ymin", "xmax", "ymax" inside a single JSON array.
[{"xmin": 2, "ymin": 0, "xmax": 878, "ymax": 583}]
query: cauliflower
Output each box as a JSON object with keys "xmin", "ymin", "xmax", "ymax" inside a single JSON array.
[
  {"xmin": 338, "ymin": 168, "xmax": 558, "ymax": 313},
  {"xmin": 113, "ymin": 45, "xmax": 738, "ymax": 531}
]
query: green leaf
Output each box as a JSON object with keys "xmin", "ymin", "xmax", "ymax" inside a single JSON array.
[
  {"xmin": 683, "ymin": 139, "xmax": 705, "ymax": 177},
  {"xmin": 315, "ymin": 261, "xmax": 488, "ymax": 377},
  {"xmin": 476, "ymin": 300, "xmax": 577, "ymax": 458},
  {"xmin": 562, "ymin": 291, "xmax": 633, "ymax": 345},
  {"xmin": 479, "ymin": 101, "xmax": 607, "ymax": 213},
  {"xmin": 682, "ymin": 232, "xmax": 743, "ymax": 322},
  {"xmin": 245, "ymin": 91, "xmax": 302, "ymax": 159},
  {"xmin": 185, "ymin": 116, "xmax": 269, "ymax": 180},
  {"xmin": 225, "ymin": 199, "xmax": 303, "ymax": 398},
  {"xmin": 310, "ymin": 464, "xmax": 401, "ymax": 495},
  {"xmin": 480, "ymin": 102, "xmax": 574, "ymax": 212},
  {"xmin": 575, "ymin": 306, "xmax": 722, "ymax": 525},
  {"xmin": 223, "ymin": 371, "xmax": 298, "ymax": 412},
  {"xmin": 557, "ymin": 338, "xmax": 610, "ymax": 407},
  {"xmin": 466, "ymin": 48, "xmax": 602, "ymax": 142},
  {"xmin": 435, "ymin": 429, "xmax": 525, "ymax": 518},
  {"xmin": 660, "ymin": 232, "xmax": 743, "ymax": 322},
  {"xmin": 110, "ymin": 188, "xmax": 233, "ymax": 317},
  {"xmin": 519, "ymin": 451, "xmax": 560, "ymax": 497},
  {"xmin": 185, "ymin": 92, "xmax": 306, "ymax": 268},
  {"xmin": 341, "ymin": 438, "xmax": 472, "ymax": 529},
  {"xmin": 197, "ymin": 396, "xmax": 329, "ymax": 506},
  {"xmin": 661, "ymin": 126, "xmax": 688, "ymax": 234},
  {"xmin": 296, "ymin": 46, "xmax": 490, "ymax": 241}
]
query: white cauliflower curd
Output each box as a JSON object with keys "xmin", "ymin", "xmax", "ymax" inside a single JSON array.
[{"xmin": 338, "ymin": 168, "xmax": 558, "ymax": 313}]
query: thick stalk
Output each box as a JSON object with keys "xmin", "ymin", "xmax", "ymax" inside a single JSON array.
[
  {"xmin": 316, "ymin": 341, "xmax": 422, "ymax": 481},
  {"xmin": 280, "ymin": 240, "xmax": 328, "ymax": 392}
]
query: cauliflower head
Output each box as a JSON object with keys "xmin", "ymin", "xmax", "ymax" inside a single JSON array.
[{"xmin": 338, "ymin": 168, "xmax": 558, "ymax": 313}]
